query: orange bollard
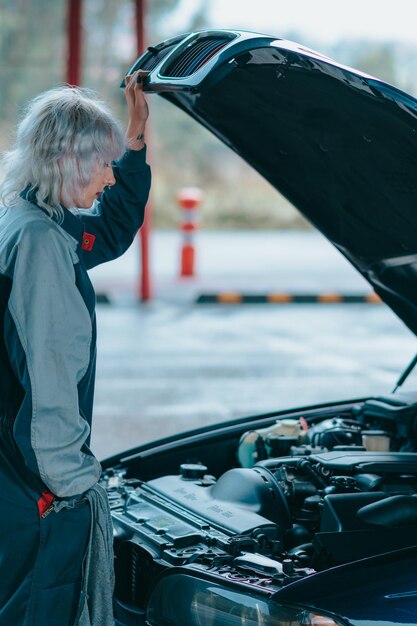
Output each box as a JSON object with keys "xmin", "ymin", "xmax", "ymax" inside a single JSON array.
[{"xmin": 177, "ymin": 187, "xmax": 202, "ymax": 278}]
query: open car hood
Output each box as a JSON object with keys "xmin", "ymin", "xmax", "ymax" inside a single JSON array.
[{"xmin": 127, "ymin": 30, "xmax": 417, "ymax": 334}]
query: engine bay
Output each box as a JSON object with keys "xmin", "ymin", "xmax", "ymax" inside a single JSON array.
[{"xmin": 104, "ymin": 392, "xmax": 417, "ymax": 610}]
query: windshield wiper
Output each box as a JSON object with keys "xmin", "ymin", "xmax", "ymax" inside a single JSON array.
[{"xmin": 392, "ymin": 353, "xmax": 417, "ymax": 393}]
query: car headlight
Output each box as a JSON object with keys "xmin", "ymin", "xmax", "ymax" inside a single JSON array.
[{"xmin": 147, "ymin": 573, "xmax": 345, "ymax": 626}]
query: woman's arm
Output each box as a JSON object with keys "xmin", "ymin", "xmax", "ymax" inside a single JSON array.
[{"xmin": 81, "ymin": 70, "xmax": 151, "ymax": 270}]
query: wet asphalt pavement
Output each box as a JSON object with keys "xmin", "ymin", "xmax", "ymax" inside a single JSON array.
[{"xmin": 88, "ymin": 231, "xmax": 417, "ymax": 460}]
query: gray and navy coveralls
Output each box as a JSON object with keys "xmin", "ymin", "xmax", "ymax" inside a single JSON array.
[{"xmin": 0, "ymin": 147, "xmax": 151, "ymax": 625}]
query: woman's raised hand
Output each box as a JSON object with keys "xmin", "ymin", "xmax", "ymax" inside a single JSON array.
[{"xmin": 124, "ymin": 70, "xmax": 150, "ymax": 150}]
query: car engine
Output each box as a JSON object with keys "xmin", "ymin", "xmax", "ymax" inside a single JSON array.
[{"xmin": 104, "ymin": 393, "xmax": 417, "ymax": 610}]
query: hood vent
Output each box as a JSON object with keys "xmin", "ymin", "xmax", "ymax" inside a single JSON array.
[
  {"xmin": 161, "ymin": 35, "xmax": 235, "ymax": 78},
  {"xmin": 139, "ymin": 43, "xmax": 179, "ymax": 72}
]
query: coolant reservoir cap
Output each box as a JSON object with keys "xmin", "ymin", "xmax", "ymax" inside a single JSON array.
[
  {"xmin": 180, "ymin": 463, "xmax": 208, "ymax": 480},
  {"xmin": 266, "ymin": 434, "xmax": 298, "ymax": 456}
]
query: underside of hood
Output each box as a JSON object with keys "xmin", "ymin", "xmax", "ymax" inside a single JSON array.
[{"xmin": 129, "ymin": 30, "xmax": 417, "ymax": 335}]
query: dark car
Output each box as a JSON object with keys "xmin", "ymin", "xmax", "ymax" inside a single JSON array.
[{"xmin": 107, "ymin": 30, "xmax": 417, "ymax": 626}]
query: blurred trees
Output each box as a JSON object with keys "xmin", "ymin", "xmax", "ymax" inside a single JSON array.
[
  {"xmin": 351, "ymin": 44, "xmax": 397, "ymax": 84},
  {"xmin": 0, "ymin": 0, "xmax": 65, "ymax": 146},
  {"xmin": 1, "ymin": 1, "xmax": 416, "ymax": 229}
]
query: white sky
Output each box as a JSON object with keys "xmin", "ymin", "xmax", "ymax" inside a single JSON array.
[{"xmin": 168, "ymin": 0, "xmax": 417, "ymax": 45}]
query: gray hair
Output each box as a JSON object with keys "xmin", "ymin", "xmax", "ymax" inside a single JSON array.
[{"xmin": 0, "ymin": 86, "xmax": 126, "ymax": 219}]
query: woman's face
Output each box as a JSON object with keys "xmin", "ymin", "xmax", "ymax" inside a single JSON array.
[{"xmin": 72, "ymin": 162, "xmax": 116, "ymax": 208}]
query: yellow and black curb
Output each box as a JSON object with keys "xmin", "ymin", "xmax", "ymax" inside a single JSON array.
[{"xmin": 196, "ymin": 292, "xmax": 382, "ymax": 304}]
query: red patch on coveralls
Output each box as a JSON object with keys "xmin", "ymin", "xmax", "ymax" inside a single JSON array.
[
  {"xmin": 37, "ymin": 490, "xmax": 54, "ymax": 517},
  {"xmin": 82, "ymin": 232, "xmax": 96, "ymax": 251}
]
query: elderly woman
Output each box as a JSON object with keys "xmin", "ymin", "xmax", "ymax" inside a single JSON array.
[{"xmin": 0, "ymin": 72, "xmax": 150, "ymax": 625}]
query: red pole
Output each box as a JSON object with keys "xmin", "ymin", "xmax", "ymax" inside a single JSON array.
[
  {"xmin": 135, "ymin": 0, "xmax": 152, "ymax": 302},
  {"xmin": 177, "ymin": 188, "xmax": 202, "ymax": 278},
  {"xmin": 66, "ymin": 0, "xmax": 83, "ymax": 85}
]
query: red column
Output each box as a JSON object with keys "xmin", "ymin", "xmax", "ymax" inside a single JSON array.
[
  {"xmin": 135, "ymin": 0, "xmax": 152, "ymax": 302},
  {"xmin": 66, "ymin": 0, "xmax": 83, "ymax": 85}
]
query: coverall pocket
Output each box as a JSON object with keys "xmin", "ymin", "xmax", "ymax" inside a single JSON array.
[{"xmin": 25, "ymin": 498, "xmax": 91, "ymax": 626}]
